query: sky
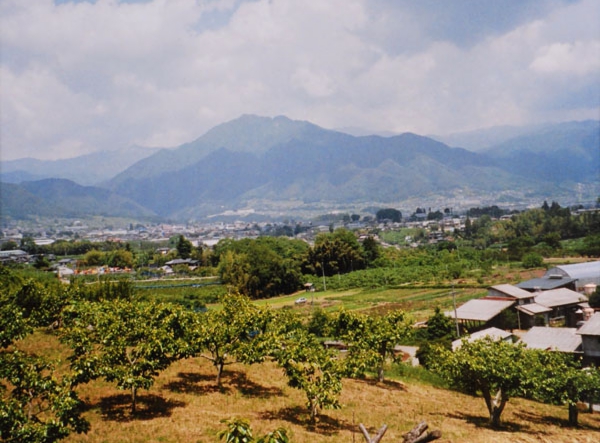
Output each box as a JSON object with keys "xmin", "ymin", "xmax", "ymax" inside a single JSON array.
[{"xmin": 1, "ymin": 0, "xmax": 599, "ymax": 161}]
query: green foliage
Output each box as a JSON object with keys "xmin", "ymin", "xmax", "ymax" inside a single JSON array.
[
  {"xmin": 83, "ymin": 249, "xmax": 104, "ymax": 266},
  {"xmin": 256, "ymin": 428, "xmax": 290, "ymax": 443},
  {"xmin": 425, "ymin": 307, "xmax": 456, "ymax": 341},
  {"xmin": 415, "ymin": 339, "xmax": 451, "ymax": 370},
  {"xmin": 432, "ymin": 337, "xmax": 527, "ymax": 427},
  {"xmin": 273, "ymin": 328, "xmax": 343, "ymax": 422},
  {"xmin": 334, "ymin": 310, "xmax": 413, "ymax": 382},
  {"xmin": 306, "ymin": 308, "xmax": 333, "ymax": 337},
  {"xmin": 175, "ymin": 235, "xmax": 193, "ymax": 259},
  {"xmin": 218, "ymin": 418, "xmax": 289, "ymax": 443},
  {"xmin": 218, "ymin": 417, "xmax": 253, "ymax": 443},
  {"xmin": 217, "ymin": 237, "xmax": 307, "ymax": 299},
  {"xmin": 0, "ymin": 350, "xmax": 89, "ymax": 442},
  {"xmin": 71, "ymin": 279, "xmax": 135, "ymax": 302},
  {"xmin": 578, "ymin": 234, "xmax": 600, "ymax": 257},
  {"xmin": 522, "ymin": 252, "xmax": 544, "ymax": 269},
  {"xmin": 188, "ymin": 293, "xmax": 273, "ymax": 387},
  {"xmin": 304, "ymin": 229, "xmax": 365, "ymax": 277},
  {"xmin": 61, "ymin": 300, "xmax": 191, "ymax": 413},
  {"xmin": 376, "ymin": 208, "xmax": 402, "ymax": 222},
  {"xmin": 361, "ymin": 236, "xmax": 381, "ymax": 266},
  {"xmin": 522, "ymin": 351, "xmax": 600, "ymax": 426},
  {"xmin": 106, "ymin": 249, "xmax": 134, "ymax": 268},
  {"xmin": 10, "ymin": 278, "xmax": 68, "ymax": 327}
]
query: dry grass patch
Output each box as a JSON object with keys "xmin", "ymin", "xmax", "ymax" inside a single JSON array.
[{"xmin": 51, "ymin": 354, "xmax": 600, "ymax": 443}]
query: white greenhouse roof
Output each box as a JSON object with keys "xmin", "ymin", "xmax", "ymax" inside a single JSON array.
[{"xmin": 545, "ymin": 261, "xmax": 600, "ymax": 280}]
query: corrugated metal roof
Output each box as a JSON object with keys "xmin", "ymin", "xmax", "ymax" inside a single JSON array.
[
  {"xmin": 489, "ymin": 284, "xmax": 534, "ymax": 299},
  {"xmin": 534, "ymin": 288, "xmax": 588, "ymax": 308},
  {"xmin": 520, "ymin": 327, "xmax": 582, "ymax": 352},
  {"xmin": 516, "ymin": 303, "xmax": 552, "ymax": 315},
  {"xmin": 452, "ymin": 327, "xmax": 513, "ymax": 350},
  {"xmin": 517, "ymin": 277, "xmax": 577, "ymax": 291},
  {"xmin": 445, "ymin": 299, "xmax": 514, "ymax": 322},
  {"xmin": 577, "ymin": 312, "xmax": 600, "ymax": 336},
  {"xmin": 546, "ymin": 261, "xmax": 600, "ymax": 280}
]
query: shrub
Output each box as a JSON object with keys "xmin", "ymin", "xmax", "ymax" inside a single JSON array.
[{"xmin": 522, "ymin": 252, "xmax": 544, "ymax": 269}]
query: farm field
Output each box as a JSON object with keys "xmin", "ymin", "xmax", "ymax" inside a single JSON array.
[
  {"xmin": 255, "ymin": 286, "xmax": 487, "ymax": 322},
  {"xmin": 18, "ymin": 329, "xmax": 600, "ymax": 443}
]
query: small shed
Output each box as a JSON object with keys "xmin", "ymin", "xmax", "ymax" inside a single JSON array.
[{"xmin": 445, "ymin": 299, "xmax": 515, "ymax": 331}]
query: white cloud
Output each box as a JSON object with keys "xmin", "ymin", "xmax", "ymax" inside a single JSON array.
[
  {"xmin": 531, "ymin": 41, "xmax": 600, "ymax": 75},
  {"xmin": 0, "ymin": 0, "xmax": 598, "ymax": 160}
]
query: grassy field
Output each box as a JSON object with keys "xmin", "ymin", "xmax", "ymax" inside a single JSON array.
[
  {"xmin": 17, "ymin": 327, "xmax": 600, "ymax": 443},
  {"xmin": 253, "ymin": 286, "xmax": 488, "ymax": 322}
]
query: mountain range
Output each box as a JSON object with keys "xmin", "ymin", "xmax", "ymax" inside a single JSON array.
[{"xmin": 1, "ymin": 115, "xmax": 598, "ymax": 221}]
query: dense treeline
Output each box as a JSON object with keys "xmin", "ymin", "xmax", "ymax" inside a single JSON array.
[{"xmin": 462, "ymin": 201, "xmax": 600, "ymax": 253}]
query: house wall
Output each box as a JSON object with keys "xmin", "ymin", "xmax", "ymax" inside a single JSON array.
[{"xmin": 581, "ymin": 335, "xmax": 600, "ymax": 358}]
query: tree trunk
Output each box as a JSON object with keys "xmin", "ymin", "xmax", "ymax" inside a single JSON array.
[
  {"xmin": 568, "ymin": 403, "xmax": 579, "ymax": 426},
  {"xmin": 216, "ymin": 361, "xmax": 224, "ymax": 387},
  {"xmin": 485, "ymin": 388, "xmax": 506, "ymax": 428},
  {"xmin": 309, "ymin": 399, "xmax": 318, "ymax": 424},
  {"xmin": 490, "ymin": 407, "xmax": 502, "ymax": 428},
  {"xmin": 378, "ymin": 365, "xmax": 385, "ymax": 383},
  {"xmin": 131, "ymin": 386, "xmax": 137, "ymax": 414}
]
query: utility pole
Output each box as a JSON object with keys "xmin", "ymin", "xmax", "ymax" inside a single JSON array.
[
  {"xmin": 452, "ymin": 284, "xmax": 460, "ymax": 338},
  {"xmin": 321, "ymin": 261, "xmax": 327, "ymax": 291}
]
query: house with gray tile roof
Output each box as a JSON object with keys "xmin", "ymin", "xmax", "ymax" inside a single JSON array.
[{"xmin": 533, "ymin": 288, "xmax": 588, "ymax": 327}]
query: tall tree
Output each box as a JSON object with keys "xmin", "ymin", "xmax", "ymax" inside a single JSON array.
[{"xmin": 176, "ymin": 235, "xmax": 193, "ymax": 259}]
